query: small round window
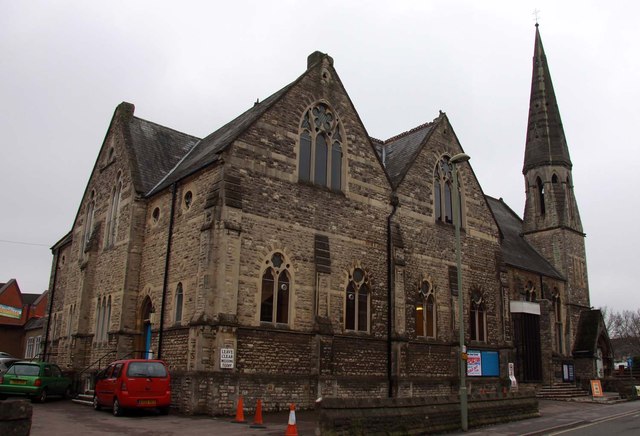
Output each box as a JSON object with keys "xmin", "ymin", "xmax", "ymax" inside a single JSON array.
[
  {"xmin": 152, "ymin": 207, "xmax": 160, "ymax": 223},
  {"xmin": 184, "ymin": 191, "xmax": 193, "ymax": 209}
]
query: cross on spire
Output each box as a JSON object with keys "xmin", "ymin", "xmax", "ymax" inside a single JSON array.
[{"xmin": 533, "ymin": 9, "xmax": 541, "ymax": 26}]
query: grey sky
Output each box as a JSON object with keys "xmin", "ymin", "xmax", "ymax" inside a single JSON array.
[{"xmin": 1, "ymin": 1, "xmax": 638, "ymax": 313}]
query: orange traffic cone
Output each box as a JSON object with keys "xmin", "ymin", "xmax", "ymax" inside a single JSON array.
[
  {"xmin": 231, "ymin": 396, "xmax": 247, "ymax": 424},
  {"xmin": 285, "ymin": 403, "xmax": 298, "ymax": 436},
  {"xmin": 250, "ymin": 399, "xmax": 266, "ymax": 429}
]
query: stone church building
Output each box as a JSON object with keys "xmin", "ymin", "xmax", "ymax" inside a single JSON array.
[{"xmin": 43, "ymin": 26, "xmax": 611, "ymax": 414}]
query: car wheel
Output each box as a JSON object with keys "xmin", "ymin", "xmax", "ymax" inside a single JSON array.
[
  {"xmin": 113, "ymin": 397, "xmax": 123, "ymax": 417},
  {"xmin": 64, "ymin": 386, "xmax": 73, "ymax": 400},
  {"xmin": 93, "ymin": 395, "xmax": 101, "ymax": 411},
  {"xmin": 35, "ymin": 389, "xmax": 47, "ymax": 403},
  {"xmin": 159, "ymin": 406, "xmax": 170, "ymax": 415}
]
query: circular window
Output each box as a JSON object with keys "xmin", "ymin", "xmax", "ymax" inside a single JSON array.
[
  {"xmin": 184, "ymin": 191, "xmax": 193, "ymax": 209},
  {"xmin": 152, "ymin": 207, "xmax": 160, "ymax": 223}
]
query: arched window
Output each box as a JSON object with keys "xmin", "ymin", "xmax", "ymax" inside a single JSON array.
[
  {"xmin": 537, "ymin": 177, "xmax": 545, "ymax": 215},
  {"xmin": 434, "ymin": 157, "xmax": 461, "ymax": 225},
  {"xmin": 470, "ymin": 292, "xmax": 486, "ymax": 342},
  {"xmin": 83, "ymin": 191, "xmax": 95, "ymax": 251},
  {"xmin": 345, "ymin": 267, "xmax": 369, "ymax": 332},
  {"xmin": 260, "ymin": 252, "xmax": 291, "ymax": 324},
  {"xmin": 103, "ymin": 296, "xmax": 111, "ymax": 342},
  {"xmin": 554, "ymin": 289, "xmax": 563, "ymax": 353},
  {"xmin": 106, "ymin": 176, "xmax": 122, "ymax": 247},
  {"xmin": 298, "ymin": 103, "xmax": 344, "ymax": 191},
  {"xmin": 525, "ymin": 281, "xmax": 536, "ymax": 302},
  {"xmin": 416, "ymin": 279, "xmax": 436, "ymax": 338},
  {"xmin": 552, "ymin": 173, "xmax": 559, "ymax": 184},
  {"xmin": 67, "ymin": 305, "xmax": 74, "ymax": 336},
  {"xmin": 95, "ymin": 298, "xmax": 103, "ymax": 343},
  {"xmin": 174, "ymin": 283, "xmax": 184, "ymax": 324}
]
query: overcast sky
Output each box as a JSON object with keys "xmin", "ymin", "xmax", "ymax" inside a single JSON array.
[{"xmin": 1, "ymin": 1, "xmax": 638, "ymax": 313}]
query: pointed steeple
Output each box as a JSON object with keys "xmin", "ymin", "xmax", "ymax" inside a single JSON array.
[{"xmin": 523, "ymin": 24, "xmax": 572, "ymax": 174}]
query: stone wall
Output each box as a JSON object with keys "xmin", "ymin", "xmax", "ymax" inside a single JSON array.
[
  {"xmin": 0, "ymin": 399, "xmax": 32, "ymax": 436},
  {"xmin": 317, "ymin": 393, "xmax": 539, "ymax": 435}
]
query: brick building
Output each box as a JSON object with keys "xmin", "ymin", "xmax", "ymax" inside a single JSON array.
[
  {"xmin": 0, "ymin": 279, "xmax": 48, "ymax": 358},
  {"xmin": 43, "ymin": 26, "xmax": 608, "ymax": 414}
]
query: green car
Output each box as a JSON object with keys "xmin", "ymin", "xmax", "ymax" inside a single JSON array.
[{"xmin": 0, "ymin": 361, "xmax": 73, "ymax": 402}]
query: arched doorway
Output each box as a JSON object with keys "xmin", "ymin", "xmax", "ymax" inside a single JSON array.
[{"xmin": 138, "ymin": 297, "xmax": 154, "ymax": 359}]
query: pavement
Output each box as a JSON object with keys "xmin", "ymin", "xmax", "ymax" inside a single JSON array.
[
  {"xmin": 26, "ymin": 395, "xmax": 640, "ymax": 436},
  {"xmin": 453, "ymin": 398, "xmax": 640, "ymax": 436}
]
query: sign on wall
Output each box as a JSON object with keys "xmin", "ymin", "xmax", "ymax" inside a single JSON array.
[
  {"xmin": 467, "ymin": 351, "xmax": 482, "ymax": 376},
  {"xmin": 467, "ymin": 350, "xmax": 500, "ymax": 377},
  {"xmin": 0, "ymin": 304, "xmax": 22, "ymax": 319},
  {"xmin": 220, "ymin": 348, "xmax": 235, "ymax": 369}
]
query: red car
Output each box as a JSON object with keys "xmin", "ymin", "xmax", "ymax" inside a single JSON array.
[{"xmin": 93, "ymin": 359, "xmax": 171, "ymax": 416}]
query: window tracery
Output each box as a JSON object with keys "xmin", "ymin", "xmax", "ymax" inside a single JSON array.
[{"xmin": 299, "ymin": 103, "xmax": 343, "ymax": 191}]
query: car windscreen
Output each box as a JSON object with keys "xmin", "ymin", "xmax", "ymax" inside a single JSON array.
[
  {"xmin": 8, "ymin": 364, "xmax": 40, "ymax": 376},
  {"xmin": 126, "ymin": 362, "xmax": 167, "ymax": 378}
]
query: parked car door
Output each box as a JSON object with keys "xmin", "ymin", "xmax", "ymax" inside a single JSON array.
[
  {"xmin": 47, "ymin": 364, "xmax": 67, "ymax": 396},
  {"xmin": 95, "ymin": 364, "xmax": 115, "ymax": 405}
]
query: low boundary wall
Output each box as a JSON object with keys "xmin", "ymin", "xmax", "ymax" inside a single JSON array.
[{"xmin": 318, "ymin": 392, "xmax": 539, "ymax": 435}]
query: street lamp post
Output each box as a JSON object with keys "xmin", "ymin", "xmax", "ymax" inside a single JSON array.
[{"xmin": 450, "ymin": 152, "xmax": 470, "ymax": 432}]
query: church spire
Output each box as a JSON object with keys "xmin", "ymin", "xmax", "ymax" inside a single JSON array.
[{"xmin": 523, "ymin": 24, "xmax": 572, "ymax": 174}]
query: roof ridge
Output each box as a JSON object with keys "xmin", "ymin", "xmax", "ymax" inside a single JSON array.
[
  {"xmin": 382, "ymin": 119, "xmax": 437, "ymax": 144},
  {"xmin": 132, "ymin": 116, "xmax": 200, "ymax": 141}
]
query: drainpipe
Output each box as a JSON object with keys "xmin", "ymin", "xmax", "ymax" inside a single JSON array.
[
  {"xmin": 387, "ymin": 192, "xmax": 399, "ymax": 398},
  {"xmin": 42, "ymin": 249, "xmax": 60, "ymax": 360},
  {"xmin": 157, "ymin": 183, "xmax": 177, "ymax": 359}
]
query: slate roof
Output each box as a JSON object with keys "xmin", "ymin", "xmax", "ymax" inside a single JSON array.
[
  {"xmin": 21, "ymin": 294, "xmax": 40, "ymax": 305},
  {"xmin": 573, "ymin": 309, "xmax": 608, "ymax": 356},
  {"xmin": 124, "ymin": 116, "xmax": 200, "ymax": 195},
  {"xmin": 373, "ymin": 118, "xmax": 439, "ymax": 187},
  {"xmin": 486, "ymin": 196, "xmax": 564, "ymax": 280},
  {"xmin": 149, "ymin": 79, "xmax": 300, "ymax": 195},
  {"xmin": 24, "ymin": 316, "xmax": 45, "ymax": 331},
  {"xmin": 523, "ymin": 25, "xmax": 572, "ymax": 173}
]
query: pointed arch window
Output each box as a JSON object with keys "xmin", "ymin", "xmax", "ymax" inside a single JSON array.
[
  {"xmin": 416, "ymin": 279, "xmax": 436, "ymax": 338},
  {"xmin": 345, "ymin": 267, "xmax": 369, "ymax": 332},
  {"xmin": 553, "ymin": 289, "xmax": 564, "ymax": 354},
  {"xmin": 298, "ymin": 103, "xmax": 344, "ymax": 191},
  {"xmin": 470, "ymin": 291, "xmax": 486, "ymax": 342},
  {"xmin": 106, "ymin": 176, "xmax": 122, "ymax": 247},
  {"xmin": 260, "ymin": 252, "xmax": 291, "ymax": 325},
  {"xmin": 434, "ymin": 157, "xmax": 461, "ymax": 225},
  {"xmin": 67, "ymin": 304, "xmax": 75, "ymax": 336},
  {"xmin": 537, "ymin": 177, "xmax": 546, "ymax": 215},
  {"xmin": 83, "ymin": 191, "xmax": 96, "ymax": 251},
  {"xmin": 95, "ymin": 296, "xmax": 111, "ymax": 343},
  {"xmin": 174, "ymin": 283, "xmax": 184, "ymax": 324},
  {"xmin": 525, "ymin": 281, "xmax": 537, "ymax": 302},
  {"xmin": 565, "ymin": 176, "xmax": 573, "ymax": 220},
  {"xmin": 95, "ymin": 299, "xmax": 103, "ymax": 343}
]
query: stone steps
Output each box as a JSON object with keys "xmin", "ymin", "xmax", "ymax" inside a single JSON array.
[
  {"xmin": 71, "ymin": 391, "xmax": 94, "ymax": 407},
  {"xmin": 536, "ymin": 383, "xmax": 590, "ymax": 400}
]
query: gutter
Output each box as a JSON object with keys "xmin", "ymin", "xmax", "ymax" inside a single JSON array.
[
  {"xmin": 386, "ymin": 192, "xmax": 399, "ymax": 398},
  {"xmin": 157, "ymin": 182, "xmax": 177, "ymax": 359}
]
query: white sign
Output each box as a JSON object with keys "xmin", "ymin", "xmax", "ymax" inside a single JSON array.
[
  {"xmin": 220, "ymin": 348, "xmax": 235, "ymax": 369},
  {"xmin": 508, "ymin": 362, "xmax": 518, "ymax": 391},
  {"xmin": 467, "ymin": 351, "xmax": 482, "ymax": 376}
]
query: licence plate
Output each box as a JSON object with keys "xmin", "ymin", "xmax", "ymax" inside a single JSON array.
[
  {"xmin": 10, "ymin": 380, "xmax": 27, "ymax": 385},
  {"xmin": 138, "ymin": 399, "xmax": 156, "ymax": 405}
]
